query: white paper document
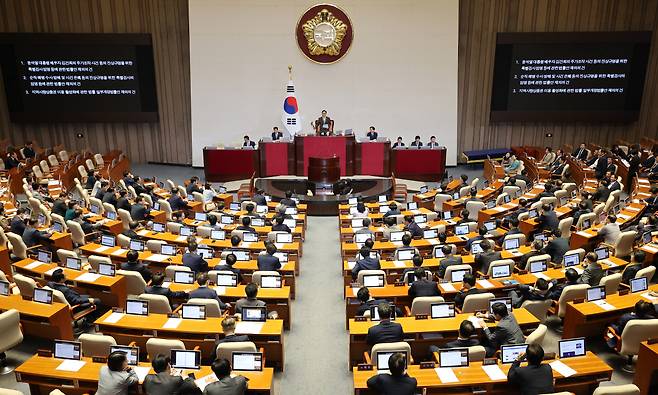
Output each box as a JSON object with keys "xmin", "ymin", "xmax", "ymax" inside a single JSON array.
[
  {"xmin": 392, "ymin": 261, "xmax": 407, "ymax": 268},
  {"xmin": 213, "ymin": 286, "xmax": 226, "ymax": 295},
  {"xmin": 24, "ymin": 261, "xmax": 45, "ymax": 270},
  {"xmin": 441, "ymin": 283, "xmax": 457, "ymax": 292},
  {"xmin": 481, "ymin": 364, "xmax": 506, "ymax": 380},
  {"xmin": 111, "ymin": 248, "xmax": 128, "ymax": 256},
  {"xmin": 44, "ymin": 268, "xmax": 58, "ymax": 276},
  {"xmin": 641, "ymin": 292, "xmax": 658, "ymax": 302},
  {"xmin": 176, "ymin": 236, "xmax": 187, "ymax": 242},
  {"xmin": 235, "ymin": 321, "xmax": 264, "ymax": 334},
  {"xmin": 477, "ymin": 279, "xmax": 494, "ymax": 289},
  {"xmin": 134, "ymin": 366, "xmax": 151, "ymax": 382},
  {"xmin": 137, "ymin": 229, "xmax": 150, "ymax": 236},
  {"xmin": 195, "ymin": 373, "xmax": 218, "ymax": 391},
  {"xmin": 549, "ymin": 360, "xmax": 577, "ymax": 377},
  {"xmin": 592, "ymin": 300, "xmax": 616, "ymax": 311},
  {"xmin": 643, "ymin": 245, "xmax": 658, "ymax": 253},
  {"xmin": 95, "ymin": 246, "xmax": 111, "ymax": 253},
  {"xmin": 426, "ymin": 238, "xmax": 440, "ymax": 245},
  {"xmin": 162, "ymin": 318, "xmax": 182, "ymax": 329},
  {"xmin": 435, "ymin": 367, "xmax": 459, "ymax": 383},
  {"xmin": 467, "ymin": 316, "xmax": 482, "ymax": 328},
  {"xmin": 75, "ymin": 272, "xmax": 101, "ymax": 282},
  {"xmin": 56, "ymin": 359, "xmax": 86, "ymax": 372},
  {"xmin": 148, "ymin": 254, "xmax": 169, "ymax": 262},
  {"xmin": 533, "ymin": 272, "xmax": 551, "ymax": 281},
  {"xmin": 104, "ymin": 312, "xmax": 124, "ymax": 323}
]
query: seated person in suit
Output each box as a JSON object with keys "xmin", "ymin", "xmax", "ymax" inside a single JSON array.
[
  {"xmin": 315, "ymin": 110, "xmax": 333, "ymax": 135},
  {"xmin": 98, "ymin": 351, "xmax": 139, "ymax": 395},
  {"xmin": 383, "ymin": 202, "xmax": 401, "ymax": 217},
  {"xmin": 429, "ymin": 320, "xmax": 479, "ymax": 355},
  {"xmin": 145, "ymin": 272, "xmax": 188, "ymax": 307},
  {"xmin": 392, "ymin": 136, "xmax": 405, "ymax": 148},
  {"xmin": 188, "ymin": 273, "xmax": 228, "ymax": 310},
  {"xmin": 547, "ymin": 268, "xmax": 579, "ymax": 301},
  {"xmin": 464, "ymin": 188, "xmax": 481, "ymax": 205},
  {"xmin": 542, "ymin": 229, "xmax": 569, "ymax": 264},
  {"xmin": 437, "ymin": 246, "xmax": 463, "ymax": 279},
  {"xmin": 504, "ymin": 155, "xmax": 521, "ymax": 174},
  {"xmin": 121, "ymin": 221, "xmax": 141, "ymax": 240},
  {"xmin": 204, "ymin": 358, "xmax": 248, "ymax": 395},
  {"xmin": 235, "ymin": 283, "xmax": 267, "ymax": 314},
  {"xmin": 10, "ymin": 208, "xmax": 27, "ymax": 235},
  {"xmin": 355, "ymin": 287, "xmax": 403, "ymax": 317},
  {"xmin": 355, "ymin": 218, "xmax": 373, "ymax": 235},
  {"xmin": 518, "ymin": 240, "xmax": 543, "ymax": 270},
  {"xmin": 47, "ymin": 269, "xmax": 103, "ymax": 317},
  {"xmin": 352, "ymin": 247, "xmax": 381, "ymax": 280},
  {"xmin": 394, "ymin": 234, "xmax": 419, "ymax": 257},
  {"xmin": 130, "ymin": 196, "xmax": 150, "ymax": 222},
  {"xmin": 366, "ymin": 126, "xmax": 378, "ymax": 141},
  {"xmin": 236, "ymin": 216, "xmax": 256, "ymax": 233},
  {"xmin": 271, "ymin": 215, "xmax": 291, "ymax": 233},
  {"xmin": 454, "ymin": 273, "xmax": 480, "ymax": 309},
  {"xmin": 382, "ymin": 217, "xmax": 402, "ymax": 240},
  {"xmin": 214, "ymin": 253, "xmax": 244, "ymax": 284},
  {"xmin": 465, "ymin": 226, "xmax": 487, "ymax": 251},
  {"xmin": 508, "ymin": 344, "xmax": 554, "ymax": 395},
  {"xmin": 167, "ymin": 189, "xmax": 188, "ymax": 211},
  {"xmin": 143, "ymin": 354, "xmax": 195, "ymax": 395},
  {"xmin": 598, "ymin": 214, "xmax": 621, "ymax": 245},
  {"xmin": 366, "ymin": 353, "xmax": 417, "ymax": 395},
  {"xmin": 185, "ymin": 177, "xmax": 202, "ymax": 195},
  {"xmin": 410, "ymin": 135, "xmax": 423, "ymax": 148},
  {"xmin": 644, "ymin": 187, "xmax": 658, "ymax": 213},
  {"xmin": 211, "ymin": 316, "xmax": 250, "ymax": 361},
  {"xmin": 182, "ymin": 242, "xmax": 209, "ymax": 273},
  {"xmin": 475, "ymin": 240, "xmax": 502, "ymax": 274},
  {"xmin": 242, "ymin": 135, "xmax": 256, "ymax": 148},
  {"xmin": 536, "ymin": 204, "xmax": 559, "ymax": 233},
  {"xmin": 407, "ymin": 267, "xmax": 440, "ymax": 299},
  {"xmin": 366, "ymin": 302, "xmax": 404, "ymax": 346},
  {"xmin": 229, "ymin": 235, "xmax": 242, "ymax": 248},
  {"xmin": 403, "ymin": 215, "xmax": 423, "ymax": 238},
  {"xmin": 70, "ymin": 208, "xmax": 103, "ymax": 234},
  {"xmin": 540, "ymin": 147, "xmax": 555, "ymax": 165},
  {"xmin": 21, "ymin": 218, "xmax": 52, "ymax": 247},
  {"xmin": 509, "ymin": 278, "xmax": 550, "ymax": 308},
  {"xmin": 606, "ymin": 300, "xmax": 656, "ymax": 348},
  {"xmin": 571, "ymin": 201, "xmax": 590, "ymax": 225},
  {"xmin": 121, "ymin": 250, "xmax": 152, "ymax": 282},
  {"xmin": 578, "ymin": 252, "xmax": 604, "ymax": 286},
  {"xmin": 592, "ymin": 179, "xmax": 611, "ymax": 203},
  {"xmin": 621, "ymin": 250, "xmax": 646, "ymax": 285},
  {"xmin": 502, "ymin": 217, "xmax": 524, "ymax": 240},
  {"xmin": 401, "ymin": 254, "xmax": 425, "ymax": 280},
  {"xmin": 573, "ymin": 142, "xmax": 588, "ymax": 161},
  {"xmin": 353, "ymin": 202, "xmax": 369, "ymax": 218},
  {"xmin": 206, "ymin": 214, "xmax": 223, "ymax": 231},
  {"xmin": 252, "ymin": 188, "xmax": 267, "ymax": 206},
  {"xmin": 477, "ymin": 302, "xmax": 525, "ymax": 357},
  {"xmin": 271, "ymin": 126, "xmax": 284, "ymax": 141},
  {"xmin": 243, "ymin": 203, "xmax": 262, "ymax": 219},
  {"xmin": 279, "ymin": 190, "xmax": 297, "ymax": 207},
  {"xmin": 116, "ymin": 190, "xmax": 132, "ymax": 212},
  {"xmin": 427, "ymin": 135, "xmax": 439, "ymax": 148},
  {"xmin": 257, "ymin": 242, "xmax": 282, "ymax": 271},
  {"xmin": 456, "ymin": 209, "xmax": 470, "ymax": 225}
]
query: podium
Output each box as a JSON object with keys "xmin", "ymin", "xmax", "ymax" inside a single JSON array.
[
  {"xmin": 308, "ymin": 157, "xmax": 340, "ymax": 184},
  {"xmin": 391, "ymin": 147, "xmax": 447, "ymax": 181},
  {"xmin": 259, "ymin": 140, "xmax": 295, "ymax": 177},
  {"xmin": 295, "ymin": 135, "xmax": 355, "ymax": 176},
  {"xmin": 203, "ymin": 147, "xmax": 259, "ymax": 182},
  {"xmin": 355, "ymin": 140, "xmax": 391, "ymax": 176}
]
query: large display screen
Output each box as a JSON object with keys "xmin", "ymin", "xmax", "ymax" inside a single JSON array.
[
  {"xmin": 0, "ymin": 33, "xmax": 158, "ymax": 122},
  {"xmin": 490, "ymin": 32, "xmax": 651, "ymax": 122}
]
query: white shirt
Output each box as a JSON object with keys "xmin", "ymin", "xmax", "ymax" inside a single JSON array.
[{"xmin": 203, "ymin": 188, "xmax": 216, "ymax": 203}]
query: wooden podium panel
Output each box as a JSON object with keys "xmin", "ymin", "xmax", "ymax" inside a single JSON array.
[
  {"xmin": 295, "ymin": 135, "xmax": 354, "ymax": 176},
  {"xmin": 259, "ymin": 140, "xmax": 295, "ymax": 176},
  {"xmin": 203, "ymin": 147, "xmax": 259, "ymax": 182},
  {"xmin": 391, "ymin": 147, "xmax": 446, "ymax": 181},
  {"xmin": 355, "ymin": 141, "xmax": 391, "ymax": 176},
  {"xmin": 308, "ymin": 157, "xmax": 340, "ymax": 184}
]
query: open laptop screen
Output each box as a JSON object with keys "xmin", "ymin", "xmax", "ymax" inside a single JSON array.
[{"xmin": 232, "ymin": 351, "xmax": 264, "ymax": 371}]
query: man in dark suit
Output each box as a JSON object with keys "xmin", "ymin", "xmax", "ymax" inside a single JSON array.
[
  {"xmin": 474, "ymin": 240, "xmax": 502, "ymax": 274},
  {"xmin": 542, "ymin": 230, "xmax": 569, "ymax": 264},
  {"xmin": 437, "ymin": 245, "xmax": 463, "ymax": 279},
  {"xmin": 22, "ymin": 218, "xmax": 52, "ymax": 247},
  {"xmin": 167, "ymin": 189, "xmax": 188, "ymax": 211},
  {"xmin": 608, "ymin": 175, "xmax": 621, "ymax": 192},
  {"xmin": 120, "ymin": 250, "xmax": 152, "ymax": 282},
  {"xmin": 22, "ymin": 141, "xmax": 36, "ymax": 159},
  {"xmin": 477, "ymin": 302, "xmax": 525, "ymax": 357},
  {"xmin": 465, "ymin": 226, "xmax": 486, "ymax": 251},
  {"xmin": 507, "ymin": 344, "xmax": 554, "ymax": 395},
  {"xmin": 142, "ymin": 354, "xmax": 192, "ymax": 395},
  {"xmin": 252, "ymin": 189, "xmax": 267, "ymax": 206},
  {"xmin": 186, "ymin": 177, "xmax": 202, "ymax": 195},
  {"xmin": 242, "ymin": 135, "xmax": 256, "ymax": 148},
  {"xmin": 573, "ymin": 143, "xmax": 588, "ymax": 161},
  {"xmin": 410, "ymin": 135, "xmax": 423, "ymax": 148},
  {"xmin": 52, "ymin": 196, "xmax": 68, "ymax": 218},
  {"xmin": 383, "ymin": 203, "xmax": 401, "ymax": 218},
  {"xmin": 403, "ymin": 215, "xmax": 423, "ymax": 238},
  {"xmin": 116, "ymin": 190, "xmax": 131, "ymax": 212},
  {"xmin": 592, "ymin": 179, "xmax": 611, "ymax": 202},
  {"xmin": 519, "ymin": 240, "xmax": 543, "ymax": 270},
  {"xmin": 606, "ymin": 300, "xmax": 656, "ymax": 348},
  {"xmin": 392, "ymin": 136, "xmax": 405, "ymax": 148},
  {"xmin": 645, "ymin": 187, "xmax": 658, "ymax": 213},
  {"xmin": 130, "ymin": 196, "xmax": 150, "ymax": 222},
  {"xmin": 271, "ymin": 215, "xmax": 291, "ymax": 233},
  {"xmin": 536, "ymin": 204, "xmax": 559, "ymax": 233},
  {"xmin": 547, "ymin": 268, "xmax": 580, "ymax": 301},
  {"xmin": 315, "ymin": 110, "xmax": 333, "ymax": 135},
  {"xmin": 407, "ymin": 268, "xmax": 440, "ymax": 299},
  {"xmin": 622, "ymin": 251, "xmax": 646, "ymax": 285},
  {"xmin": 236, "ymin": 216, "xmax": 256, "ymax": 233},
  {"xmin": 454, "ymin": 273, "xmax": 481, "ymax": 309},
  {"xmin": 102, "ymin": 187, "xmax": 118, "ymax": 208},
  {"xmin": 121, "ymin": 221, "xmax": 140, "ymax": 240},
  {"xmin": 210, "ymin": 317, "xmax": 250, "ymax": 360},
  {"xmin": 188, "ymin": 273, "xmax": 228, "ymax": 310},
  {"xmin": 271, "ymin": 126, "xmax": 284, "ymax": 141},
  {"xmin": 257, "ymin": 243, "xmax": 282, "ymax": 271},
  {"xmin": 366, "ymin": 126, "xmax": 378, "ymax": 140},
  {"xmin": 145, "ymin": 272, "xmax": 188, "ymax": 307},
  {"xmin": 204, "ymin": 358, "xmax": 248, "ymax": 395},
  {"xmin": 279, "ymin": 190, "xmax": 297, "ymax": 207},
  {"xmin": 578, "ymin": 252, "xmax": 604, "ymax": 286},
  {"xmin": 4, "ymin": 151, "xmax": 20, "ymax": 170},
  {"xmin": 427, "ymin": 136, "xmax": 439, "ymax": 148},
  {"xmin": 352, "ymin": 247, "xmax": 381, "ymax": 280},
  {"xmin": 502, "ymin": 217, "xmax": 524, "ymax": 240},
  {"xmin": 571, "ymin": 202, "xmax": 590, "ymax": 225},
  {"xmin": 366, "ymin": 353, "xmax": 417, "ymax": 395},
  {"xmin": 429, "ymin": 320, "xmax": 479, "ymax": 354},
  {"xmin": 214, "ymin": 253, "xmax": 244, "ymax": 283},
  {"xmin": 366, "ymin": 302, "xmax": 404, "ymax": 346},
  {"xmin": 47, "ymin": 269, "xmax": 102, "ymax": 317},
  {"xmin": 10, "ymin": 208, "xmax": 27, "ymax": 235},
  {"xmin": 355, "ymin": 287, "xmax": 403, "ymax": 317},
  {"xmin": 595, "ymin": 156, "xmax": 614, "ymax": 179},
  {"xmin": 182, "ymin": 242, "xmax": 209, "ymax": 273}
]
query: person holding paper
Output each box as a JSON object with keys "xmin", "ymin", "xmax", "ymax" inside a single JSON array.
[
  {"xmin": 203, "ymin": 358, "xmax": 248, "ymax": 395},
  {"xmin": 478, "ymin": 302, "xmax": 525, "ymax": 357},
  {"xmin": 366, "ymin": 353, "xmax": 417, "ymax": 395},
  {"xmin": 97, "ymin": 351, "xmax": 139, "ymax": 395},
  {"xmin": 507, "ymin": 344, "xmax": 554, "ymax": 395}
]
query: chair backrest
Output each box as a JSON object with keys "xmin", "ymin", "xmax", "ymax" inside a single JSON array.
[
  {"xmin": 78, "ymin": 165, "xmax": 88, "ymax": 179},
  {"xmin": 102, "ymin": 203, "xmax": 116, "ymax": 215},
  {"xmin": 444, "ymin": 264, "xmax": 472, "ymax": 282},
  {"xmin": 165, "ymin": 265, "xmax": 192, "ymax": 280},
  {"xmin": 167, "ymin": 222, "xmax": 183, "ymax": 234},
  {"xmin": 56, "ymin": 249, "xmax": 78, "ymax": 265},
  {"xmin": 459, "ymin": 186, "xmax": 470, "ymax": 197},
  {"xmin": 502, "ymin": 186, "xmax": 521, "ymax": 198},
  {"xmin": 43, "ymin": 286, "xmax": 69, "ymax": 306},
  {"xmin": 138, "ymin": 293, "xmax": 172, "ymax": 314},
  {"xmin": 619, "ymin": 319, "xmax": 658, "ymax": 356},
  {"xmin": 521, "ymin": 299, "xmax": 552, "ymax": 322},
  {"xmin": 465, "ymin": 202, "xmax": 485, "ymax": 221},
  {"xmin": 215, "ymin": 341, "xmax": 257, "ymax": 362},
  {"xmin": 230, "ymin": 229, "xmax": 248, "ymax": 241},
  {"xmin": 197, "ymin": 226, "xmax": 212, "ymax": 238},
  {"xmin": 525, "ymin": 324, "xmax": 547, "ymax": 345},
  {"xmin": 562, "ymin": 248, "xmax": 586, "ymax": 264},
  {"xmin": 599, "ymin": 272, "xmax": 622, "ymax": 295},
  {"xmin": 89, "ymin": 197, "xmax": 105, "ymax": 215},
  {"xmin": 0, "ymin": 389, "xmax": 24, "ymax": 395},
  {"xmin": 47, "ymin": 154, "xmax": 59, "ymax": 167},
  {"xmin": 51, "ymin": 214, "xmax": 67, "ymax": 232},
  {"xmin": 13, "ymin": 274, "xmax": 37, "ymax": 300},
  {"xmin": 146, "ymin": 240, "xmax": 166, "ymax": 253},
  {"xmin": 116, "ymin": 270, "xmax": 147, "ymax": 296},
  {"xmin": 93, "ymin": 153, "xmax": 104, "ymax": 167},
  {"xmin": 540, "ymin": 196, "xmax": 558, "ymax": 207},
  {"xmin": 503, "ymin": 233, "xmax": 526, "ymax": 247},
  {"xmin": 635, "ymin": 266, "xmax": 656, "ymax": 283},
  {"xmin": 461, "ymin": 292, "xmax": 495, "ymax": 313},
  {"xmin": 470, "ymin": 177, "xmax": 480, "ymax": 189},
  {"xmin": 117, "ymin": 234, "xmax": 131, "ymax": 249},
  {"xmin": 558, "ymin": 284, "xmax": 590, "ymax": 318},
  {"xmin": 6, "ymin": 232, "xmax": 27, "ymax": 259},
  {"xmin": 576, "ymin": 212, "xmax": 596, "ymax": 229},
  {"xmin": 88, "ymin": 255, "xmax": 112, "ymax": 272},
  {"xmin": 145, "ymin": 338, "xmax": 185, "ymax": 362},
  {"xmin": 357, "ymin": 270, "xmax": 387, "ymax": 287},
  {"xmin": 371, "ymin": 341, "xmax": 412, "ymax": 365},
  {"xmin": 117, "ymin": 209, "xmax": 132, "ymax": 231},
  {"xmin": 524, "ymin": 254, "xmax": 552, "ymax": 271},
  {"xmin": 79, "ymin": 333, "xmax": 117, "ymax": 357},
  {"xmin": 39, "ymin": 160, "xmax": 50, "ymax": 173},
  {"xmin": 468, "ymin": 345, "xmax": 486, "ymax": 362},
  {"xmin": 495, "ymin": 193, "xmax": 509, "ymax": 206},
  {"xmin": 562, "ymin": 182, "xmax": 577, "ymax": 195},
  {"xmin": 593, "ymin": 203, "xmax": 605, "ymax": 223},
  {"xmin": 613, "ymin": 231, "xmax": 636, "ymax": 258},
  {"xmin": 410, "ymin": 296, "xmax": 445, "ymax": 315},
  {"xmin": 141, "ymin": 193, "xmax": 153, "ymax": 206},
  {"xmin": 486, "ymin": 259, "xmax": 514, "ymax": 277},
  {"xmin": 66, "ymin": 220, "xmax": 86, "ymax": 246},
  {"xmin": 433, "ymin": 194, "xmax": 451, "ymax": 211},
  {"xmin": 0, "ymin": 309, "xmax": 23, "ymax": 353},
  {"xmin": 32, "ymin": 165, "xmax": 43, "ymax": 178},
  {"xmin": 592, "ymin": 384, "xmax": 640, "ymax": 395},
  {"xmin": 515, "ymin": 179, "xmax": 527, "ymax": 192},
  {"xmin": 192, "ymin": 191, "xmax": 204, "ymax": 203},
  {"xmin": 558, "ymin": 217, "xmax": 573, "ymax": 238},
  {"xmin": 158, "ymin": 199, "xmax": 173, "ymax": 220},
  {"xmin": 85, "ymin": 158, "xmax": 95, "ymax": 171},
  {"xmin": 187, "ymin": 298, "xmax": 222, "ymax": 317}
]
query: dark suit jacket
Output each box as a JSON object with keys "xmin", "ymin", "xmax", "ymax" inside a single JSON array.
[
  {"xmin": 579, "ymin": 263, "xmax": 604, "ymax": 286},
  {"xmin": 519, "ymin": 250, "xmax": 542, "ymax": 270},
  {"xmin": 121, "ymin": 261, "xmax": 152, "ymax": 282},
  {"xmin": 475, "ymin": 251, "xmax": 502, "ymax": 274},
  {"xmin": 279, "ymin": 198, "xmax": 297, "ymax": 207},
  {"xmin": 52, "ymin": 200, "xmax": 67, "ymax": 217},
  {"xmin": 168, "ymin": 195, "xmax": 187, "ymax": 211},
  {"xmin": 243, "ymin": 140, "xmax": 256, "ymax": 148},
  {"xmin": 252, "ymin": 194, "xmax": 267, "ymax": 205},
  {"xmin": 213, "ymin": 264, "xmax": 243, "ymax": 283},
  {"xmin": 483, "ymin": 314, "xmax": 525, "ymax": 350},
  {"xmin": 622, "ymin": 263, "xmax": 643, "ymax": 284},
  {"xmin": 352, "ymin": 257, "xmax": 381, "ymax": 279},
  {"xmin": 22, "ymin": 227, "xmax": 48, "ymax": 247},
  {"xmin": 10, "ymin": 216, "xmax": 26, "ymax": 235},
  {"xmin": 188, "ymin": 286, "xmax": 227, "ymax": 309},
  {"xmin": 366, "ymin": 373, "xmax": 417, "ymax": 395},
  {"xmin": 508, "ymin": 362, "xmax": 554, "ymax": 395},
  {"xmin": 186, "ymin": 184, "xmax": 202, "ymax": 195},
  {"xmin": 272, "ymin": 223, "xmax": 291, "ymax": 233},
  {"xmin": 315, "ymin": 116, "xmax": 332, "ymax": 132},
  {"xmin": 145, "ymin": 285, "xmax": 187, "ymax": 304},
  {"xmin": 271, "ymin": 131, "xmax": 284, "ymax": 140},
  {"xmin": 595, "ymin": 158, "xmax": 610, "ymax": 178},
  {"xmin": 121, "ymin": 229, "xmax": 139, "ymax": 240},
  {"xmin": 366, "ymin": 131, "xmax": 378, "ymax": 140},
  {"xmin": 454, "ymin": 288, "xmax": 481, "ymax": 309},
  {"xmin": 537, "ymin": 211, "xmax": 559, "ymax": 232},
  {"xmin": 183, "ymin": 253, "xmax": 209, "ymax": 273},
  {"xmin": 573, "ymin": 148, "xmax": 588, "ymax": 161},
  {"xmin": 411, "ymin": 141, "xmax": 423, "ymax": 148},
  {"xmin": 444, "ymin": 338, "xmax": 480, "ymax": 349},
  {"xmin": 406, "ymin": 222, "xmax": 423, "ymax": 238},
  {"xmin": 257, "ymin": 254, "xmax": 281, "ymax": 271},
  {"xmin": 366, "ymin": 320, "xmax": 404, "ymax": 346},
  {"xmin": 592, "ymin": 186, "xmax": 611, "ymax": 202},
  {"xmin": 437, "ymin": 255, "xmax": 463, "ymax": 278},
  {"xmin": 130, "ymin": 204, "xmax": 149, "ymax": 221},
  {"xmin": 46, "ymin": 281, "xmax": 88, "ymax": 305},
  {"xmin": 117, "ymin": 197, "xmax": 132, "ymax": 212},
  {"xmin": 23, "ymin": 147, "xmax": 35, "ymax": 158},
  {"xmin": 102, "ymin": 192, "xmax": 118, "ymax": 207},
  {"xmin": 142, "ymin": 372, "xmax": 185, "ymax": 395},
  {"xmin": 355, "ymin": 299, "xmax": 404, "ymax": 317},
  {"xmin": 543, "ymin": 237, "xmax": 569, "ymax": 264},
  {"xmin": 408, "ymin": 279, "xmax": 440, "ymax": 299}
]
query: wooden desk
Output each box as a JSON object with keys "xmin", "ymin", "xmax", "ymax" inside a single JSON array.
[
  {"xmin": 347, "ymin": 310, "xmax": 539, "ymax": 367},
  {"xmin": 442, "ymin": 182, "xmax": 504, "ymax": 213},
  {"xmin": 0, "ymin": 246, "xmax": 11, "ymax": 280},
  {"xmin": 338, "ymin": 208, "xmax": 435, "ymax": 227},
  {"xmin": 413, "ymin": 179, "xmax": 463, "ymax": 210},
  {"xmin": 568, "ymin": 203, "xmax": 646, "ymax": 249},
  {"xmin": 16, "ymin": 355, "xmax": 274, "ymax": 395},
  {"xmin": 634, "ymin": 341, "xmax": 658, "ymax": 394},
  {"xmin": 95, "ymin": 311, "xmax": 285, "ymax": 370},
  {"xmin": 513, "ymin": 256, "xmax": 629, "ymax": 285},
  {"xmin": 562, "ymin": 285, "xmax": 658, "ymax": 338},
  {"xmin": 0, "ymin": 294, "xmax": 73, "ymax": 340}
]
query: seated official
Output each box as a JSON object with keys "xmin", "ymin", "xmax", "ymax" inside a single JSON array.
[
  {"xmin": 271, "ymin": 126, "xmax": 284, "ymax": 141},
  {"xmin": 102, "ymin": 187, "xmax": 119, "ymax": 208},
  {"xmin": 598, "ymin": 214, "xmax": 622, "ymax": 245},
  {"xmin": 607, "ymin": 300, "xmax": 656, "ymax": 348},
  {"xmin": 507, "ymin": 344, "xmax": 554, "ymax": 395},
  {"xmin": 504, "ymin": 155, "xmax": 521, "ymax": 174},
  {"xmin": 204, "ymin": 358, "xmax": 248, "ymax": 395},
  {"xmin": 355, "ymin": 287, "xmax": 403, "ymax": 317},
  {"xmin": 236, "ymin": 216, "xmax": 256, "ymax": 233},
  {"xmin": 542, "ymin": 230, "xmax": 569, "ymax": 264},
  {"xmin": 394, "ymin": 234, "xmax": 420, "ymax": 258},
  {"xmin": 644, "ymin": 187, "xmax": 658, "ymax": 213},
  {"xmin": 383, "ymin": 202, "xmax": 401, "ymax": 218},
  {"xmin": 410, "ymin": 135, "xmax": 423, "ymax": 148},
  {"xmin": 621, "ymin": 251, "xmax": 646, "ymax": 285},
  {"xmin": 392, "ymin": 136, "xmax": 405, "ymax": 148},
  {"xmin": 242, "ymin": 135, "xmax": 256, "ymax": 148},
  {"xmin": 401, "ymin": 254, "xmax": 425, "ymax": 279},
  {"xmin": 571, "ymin": 201, "xmax": 590, "ymax": 225},
  {"xmin": 314, "ymin": 110, "xmax": 333, "ymax": 135},
  {"xmin": 242, "ymin": 203, "xmax": 261, "ymax": 219},
  {"xmin": 382, "ymin": 217, "xmax": 402, "ymax": 240},
  {"xmin": 403, "ymin": 215, "xmax": 423, "ymax": 238},
  {"xmin": 429, "ymin": 320, "xmax": 479, "ymax": 355},
  {"xmin": 352, "ymin": 247, "xmax": 381, "ymax": 280},
  {"xmin": 130, "ymin": 196, "xmax": 151, "ymax": 222},
  {"xmin": 183, "ymin": 242, "xmax": 209, "ymax": 273},
  {"xmin": 464, "ymin": 188, "xmax": 481, "ymax": 204},
  {"xmin": 573, "ymin": 143, "xmax": 588, "ymax": 161},
  {"xmin": 214, "ymin": 253, "xmax": 244, "ymax": 284},
  {"xmin": 366, "ymin": 353, "xmax": 417, "ymax": 395},
  {"xmin": 121, "ymin": 250, "xmax": 153, "ymax": 282},
  {"xmin": 366, "ymin": 302, "xmax": 404, "ymax": 346},
  {"xmin": 509, "ymin": 278, "xmax": 550, "ymax": 308},
  {"xmin": 546, "ymin": 268, "xmax": 579, "ymax": 301},
  {"xmin": 186, "ymin": 177, "xmax": 203, "ymax": 195},
  {"xmin": 168, "ymin": 189, "xmax": 188, "ymax": 211},
  {"xmin": 47, "ymin": 269, "xmax": 102, "ymax": 316},
  {"xmin": 474, "ymin": 240, "xmax": 502, "ymax": 274},
  {"xmin": 22, "ymin": 218, "xmax": 52, "ymax": 247},
  {"xmin": 212, "ymin": 317, "xmax": 250, "ymax": 360},
  {"xmin": 257, "ymin": 243, "xmax": 282, "ymax": 271},
  {"xmin": 271, "ymin": 215, "xmax": 291, "ymax": 233},
  {"xmin": 97, "ymin": 351, "xmax": 139, "ymax": 395},
  {"xmin": 477, "ymin": 302, "xmax": 525, "ymax": 357},
  {"xmin": 235, "ymin": 283, "xmax": 267, "ymax": 314},
  {"xmin": 540, "ymin": 147, "xmax": 556, "ymax": 165},
  {"xmin": 407, "ymin": 268, "xmax": 440, "ymax": 299},
  {"xmin": 518, "ymin": 240, "xmax": 543, "ymax": 270},
  {"xmin": 536, "ymin": 204, "xmax": 559, "ymax": 233},
  {"xmin": 578, "ymin": 252, "xmax": 604, "ymax": 286},
  {"xmin": 70, "ymin": 208, "xmax": 103, "ymax": 234},
  {"xmin": 22, "ymin": 140, "xmax": 36, "ymax": 158},
  {"xmin": 455, "ymin": 210, "xmax": 471, "ymax": 225},
  {"xmin": 52, "ymin": 195, "xmax": 68, "ymax": 218},
  {"xmin": 454, "ymin": 273, "xmax": 481, "ymax": 309},
  {"xmin": 465, "ymin": 226, "xmax": 486, "ymax": 251},
  {"xmin": 252, "ymin": 188, "xmax": 267, "ymax": 206},
  {"xmin": 10, "ymin": 208, "xmax": 27, "ymax": 235},
  {"xmin": 188, "ymin": 273, "xmax": 228, "ymax": 310},
  {"xmin": 427, "ymin": 135, "xmax": 439, "ymax": 148},
  {"xmin": 121, "ymin": 221, "xmax": 141, "ymax": 240},
  {"xmin": 355, "ymin": 218, "xmax": 373, "ymax": 235},
  {"xmin": 116, "ymin": 190, "xmax": 132, "ymax": 212},
  {"xmin": 145, "ymin": 272, "xmax": 188, "ymax": 307},
  {"xmin": 437, "ymin": 245, "xmax": 463, "ymax": 279},
  {"xmin": 143, "ymin": 354, "xmax": 196, "ymax": 395},
  {"xmin": 366, "ymin": 126, "xmax": 378, "ymax": 141},
  {"xmin": 279, "ymin": 190, "xmax": 297, "ymax": 207},
  {"xmin": 207, "ymin": 214, "xmax": 223, "ymax": 231}
]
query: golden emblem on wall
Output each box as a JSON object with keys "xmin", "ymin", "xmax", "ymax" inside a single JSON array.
[{"xmin": 296, "ymin": 4, "xmax": 353, "ymax": 64}]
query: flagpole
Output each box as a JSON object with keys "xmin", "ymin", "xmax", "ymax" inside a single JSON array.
[{"xmin": 288, "ymin": 64, "xmax": 292, "ymax": 80}]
